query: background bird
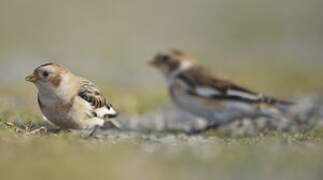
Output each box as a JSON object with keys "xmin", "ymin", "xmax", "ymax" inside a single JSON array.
[
  {"xmin": 25, "ymin": 63, "xmax": 120, "ymax": 132},
  {"xmin": 149, "ymin": 49, "xmax": 293, "ymax": 130}
]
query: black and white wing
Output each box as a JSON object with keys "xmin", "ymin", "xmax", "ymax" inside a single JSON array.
[
  {"xmin": 78, "ymin": 77, "xmax": 120, "ymax": 127},
  {"xmin": 176, "ymin": 66, "xmax": 292, "ymax": 105}
]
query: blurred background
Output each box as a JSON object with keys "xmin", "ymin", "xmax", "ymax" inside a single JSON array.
[
  {"xmin": 2, "ymin": 1, "xmax": 323, "ymax": 180},
  {"xmin": 1, "ymin": 0, "xmax": 323, "ymax": 114}
]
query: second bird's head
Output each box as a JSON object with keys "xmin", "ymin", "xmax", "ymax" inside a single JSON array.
[{"xmin": 149, "ymin": 49, "xmax": 196, "ymax": 78}]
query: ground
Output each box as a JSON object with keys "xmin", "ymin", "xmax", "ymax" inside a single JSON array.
[{"xmin": 0, "ymin": 89, "xmax": 323, "ymax": 180}]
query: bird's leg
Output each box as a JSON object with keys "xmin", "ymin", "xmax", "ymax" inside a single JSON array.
[
  {"xmin": 89, "ymin": 125, "xmax": 101, "ymax": 136},
  {"xmin": 28, "ymin": 126, "xmax": 48, "ymax": 135}
]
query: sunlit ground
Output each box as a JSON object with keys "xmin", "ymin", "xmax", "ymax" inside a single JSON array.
[
  {"xmin": 0, "ymin": 126, "xmax": 323, "ymax": 180},
  {"xmin": 1, "ymin": 61, "xmax": 323, "ymax": 180}
]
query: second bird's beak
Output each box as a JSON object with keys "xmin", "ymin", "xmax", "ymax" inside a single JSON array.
[{"xmin": 25, "ymin": 74, "xmax": 38, "ymax": 83}]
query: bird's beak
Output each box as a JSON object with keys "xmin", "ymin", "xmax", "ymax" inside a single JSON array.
[
  {"xmin": 148, "ymin": 59, "xmax": 157, "ymax": 67},
  {"xmin": 25, "ymin": 73, "xmax": 38, "ymax": 83}
]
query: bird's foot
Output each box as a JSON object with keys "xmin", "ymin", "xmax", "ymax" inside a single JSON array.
[
  {"xmin": 89, "ymin": 125, "xmax": 101, "ymax": 137},
  {"xmin": 27, "ymin": 126, "xmax": 48, "ymax": 135}
]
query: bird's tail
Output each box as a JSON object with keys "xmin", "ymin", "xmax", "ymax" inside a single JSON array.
[{"xmin": 261, "ymin": 95, "xmax": 294, "ymax": 112}]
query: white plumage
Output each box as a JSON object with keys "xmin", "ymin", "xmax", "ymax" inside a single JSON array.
[
  {"xmin": 149, "ymin": 50, "xmax": 292, "ymax": 129},
  {"xmin": 26, "ymin": 63, "xmax": 120, "ymax": 130}
]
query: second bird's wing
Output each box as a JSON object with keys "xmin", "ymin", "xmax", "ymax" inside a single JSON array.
[{"xmin": 176, "ymin": 66, "xmax": 291, "ymax": 105}]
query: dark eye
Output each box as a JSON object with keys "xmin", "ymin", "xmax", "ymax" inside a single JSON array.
[
  {"xmin": 42, "ymin": 71, "xmax": 49, "ymax": 77},
  {"xmin": 160, "ymin": 55, "xmax": 169, "ymax": 61}
]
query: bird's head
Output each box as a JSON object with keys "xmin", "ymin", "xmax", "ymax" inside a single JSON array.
[
  {"xmin": 148, "ymin": 49, "xmax": 196, "ymax": 78},
  {"xmin": 26, "ymin": 63, "xmax": 79, "ymax": 99}
]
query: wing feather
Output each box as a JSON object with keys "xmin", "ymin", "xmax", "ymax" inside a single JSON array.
[
  {"xmin": 177, "ymin": 66, "xmax": 262, "ymax": 103},
  {"xmin": 78, "ymin": 77, "xmax": 117, "ymax": 117}
]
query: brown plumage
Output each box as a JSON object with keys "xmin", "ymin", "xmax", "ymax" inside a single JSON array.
[
  {"xmin": 149, "ymin": 49, "xmax": 293, "ymax": 129},
  {"xmin": 26, "ymin": 63, "xmax": 119, "ymax": 130},
  {"xmin": 177, "ymin": 66, "xmax": 292, "ymax": 105},
  {"xmin": 78, "ymin": 78, "xmax": 106, "ymax": 108}
]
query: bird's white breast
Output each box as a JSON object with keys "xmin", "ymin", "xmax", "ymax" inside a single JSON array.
[
  {"xmin": 38, "ymin": 94, "xmax": 105, "ymax": 129},
  {"xmin": 169, "ymin": 82, "xmax": 257, "ymax": 126}
]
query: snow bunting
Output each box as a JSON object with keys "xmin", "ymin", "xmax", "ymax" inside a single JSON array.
[
  {"xmin": 25, "ymin": 63, "xmax": 120, "ymax": 131},
  {"xmin": 149, "ymin": 50, "xmax": 293, "ymax": 129}
]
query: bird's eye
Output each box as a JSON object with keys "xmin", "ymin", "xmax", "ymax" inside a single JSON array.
[
  {"xmin": 42, "ymin": 71, "xmax": 49, "ymax": 77},
  {"xmin": 160, "ymin": 55, "xmax": 169, "ymax": 61}
]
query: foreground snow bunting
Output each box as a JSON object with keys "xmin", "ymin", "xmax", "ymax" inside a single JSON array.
[
  {"xmin": 26, "ymin": 63, "xmax": 120, "ymax": 131},
  {"xmin": 149, "ymin": 50, "xmax": 293, "ymax": 129}
]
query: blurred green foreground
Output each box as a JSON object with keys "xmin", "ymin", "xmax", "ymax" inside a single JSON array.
[{"xmin": 0, "ymin": 130, "xmax": 323, "ymax": 180}]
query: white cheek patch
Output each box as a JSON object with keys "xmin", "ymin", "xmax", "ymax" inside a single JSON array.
[
  {"xmin": 167, "ymin": 60, "xmax": 193, "ymax": 80},
  {"xmin": 179, "ymin": 60, "xmax": 192, "ymax": 71},
  {"xmin": 57, "ymin": 74, "xmax": 70, "ymax": 90},
  {"xmin": 227, "ymin": 89, "xmax": 259, "ymax": 100},
  {"xmin": 196, "ymin": 87, "xmax": 221, "ymax": 97}
]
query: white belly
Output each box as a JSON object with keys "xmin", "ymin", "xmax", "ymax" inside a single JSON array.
[
  {"xmin": 39, "ymin": 96, "xmax": 104, "ymax": 129},
  {"xmin": 169, "ymin": 86, "xmax": 257, "ymax": 126}
]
